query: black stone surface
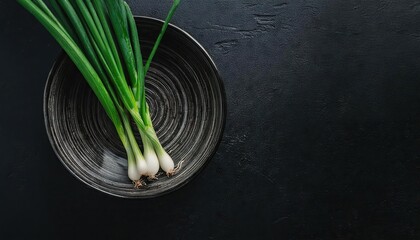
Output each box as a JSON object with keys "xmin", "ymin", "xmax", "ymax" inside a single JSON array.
[{"xmin": 0, "ymin": 0, "xmax": 419, "ymax": 239}]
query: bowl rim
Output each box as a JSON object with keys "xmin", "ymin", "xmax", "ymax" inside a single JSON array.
[{"xmin": 43, "ymin": 16, "xmax": 227, "ymax": 199}]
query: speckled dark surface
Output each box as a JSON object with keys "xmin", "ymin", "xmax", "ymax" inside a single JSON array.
[{"xmin": 0, "ymin": 0, "xmax": 419, "ymax": 239}]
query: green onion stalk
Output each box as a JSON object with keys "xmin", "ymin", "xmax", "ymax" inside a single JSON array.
[
  {"xmin": 18, "ymin": 0, "xmax": 181, "ymax": 186},
  {"xmin": 139, "ymin": 0, "xmax": 181, "ymax": 176},
  {"xmin": 104, "ymin": 0, "xmax": 182, "ymax": 177},
  {"xmin": 121, "ymin": 0, "xmax": 181, "ymax": 177}
]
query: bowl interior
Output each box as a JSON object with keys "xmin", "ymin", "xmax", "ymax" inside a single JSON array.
[{"xmin": 44, "ymin": 17, "xmax": 226, "ymax": 198}]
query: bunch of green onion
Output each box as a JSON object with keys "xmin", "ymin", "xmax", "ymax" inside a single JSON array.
[{"xmin": 18, "ymin": 0, "xmax": 181, "ymax": 187}]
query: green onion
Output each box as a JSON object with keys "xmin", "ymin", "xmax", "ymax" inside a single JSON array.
[{"xmin": 19, "ymin": 0, "xmax": 182, "ymax": 185}]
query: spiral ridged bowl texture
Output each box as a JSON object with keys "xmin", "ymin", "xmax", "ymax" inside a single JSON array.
[{"xmin": 44, "ymin": 17, "xmax": 226, "ymax": 198}]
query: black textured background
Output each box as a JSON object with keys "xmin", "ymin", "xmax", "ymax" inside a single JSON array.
[{"xmin": 0, "ymin": 0, "xmax": 419, "ymax": 239}]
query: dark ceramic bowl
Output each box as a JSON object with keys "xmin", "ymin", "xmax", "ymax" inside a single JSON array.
[{"xmin": 44, "ymin": 16, "xmax": 226, "ymax": 198}]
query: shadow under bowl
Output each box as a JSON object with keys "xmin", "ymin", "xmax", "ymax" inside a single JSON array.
[{"xmin": 44, "ymin": 16, "xmax": 226, "ymax": 198}]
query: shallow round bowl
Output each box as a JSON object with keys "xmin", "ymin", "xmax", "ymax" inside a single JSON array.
[{"xmin": 44, "ymin": 16, "xmax": 226, "ymax": 198}]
